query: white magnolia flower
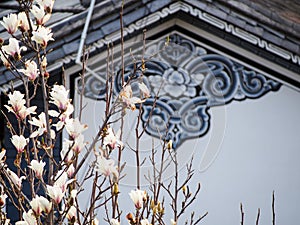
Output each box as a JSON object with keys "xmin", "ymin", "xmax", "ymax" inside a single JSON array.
[
  {"xmin": 49, "ymin": 85, "xmax": 70, "ymax": 111},
  {"xmin": 50, "ymin": 103, "xmax": 74, "ymax": 131},
  {"xmin": 110, "ymin": 219, "xmax": 120, "ymax": 225},
  {"xmin": 72, "ymin": 134, "xmax": 85, "ymax": 154},
  {"xmin": 46, "ymin": 185, "xmax": 64, "ymax": 204},
  {"xmin": 120, "ymin": 85, "xmax": 143, "ymax": 110},
  {"xmin": 171, "ymin": 219, "xmax": 177, "ymax": 225},
  {"xmin": 103, "ymin": 127, "xmax": 123, "ymax": 150},
  {"xmin": 18, "ymin": 105, "xmax": 37, "ymax": 120},
  {"xmin": 5, "ymin": 90, "xmax": 25, "ymax": 113},
  {"xmin": 31, "ymin": 5, "xmax": 51, "ymax": 25},
  {"xmin": 29, "ymin": 112, "xmax": 55, "ymax": 139},
  {"xmin": 5, "ymin": 90, "xmax": 36, "ymax": 120},
  {"xmin": 29, "ymin": 160, "xmax": 45, "ymax": 179},
  {"xmin": 0, "ymin": 190, "xmax": 7, "ymax": 207},
  {"xmin": 36, "ymin": 0, "xmax": 55, "ymax": 13},
  {"xmin": 7, "ymin": 169, "xmax": 26, "ymax": 189},
  {"xmin": 60, "ymin": 139, "xmax": 74, "ymax": 163},
  {"xmin": 95, "ymin": 154, "xmax": 118, "ymax": 179},
  {"xmin": 29, "ymin": 196, "xmax": 42, "ymax": 215},
  {"xmin": 0, "ymin": 149, "xmax": 6, "ymax": 163},
  {"xmin": 54, "ymin": 169, "xmax": 74, "ymax": 192},
  {"xmin": 38, "ymin": 195, "xmax": 52, "ymax": 214},
  {"xmin": 139, "ymin": 82, "xmax": 150, "ymax": 98},
  {"xmin": 140, "ymin": 219, "xmax": 150, "ymax": 225},
  {"xmin": 2, "ymin": 38, "xmax": 27, "ymax": 60},
  {"xmin": 0, "ymin": 52, "xmax": 10, "ymax": 68},
  {"xmin": 66, "ymin": 205, "xmax": 77, "ymax": 220},
  {"xmin": 65, "ymin": 118, "xmax": 87, "ymax": 139},
  {"xmin": 0, "ymin": 218, "xmax": 9, "ymax": 225},
  {"xmin": 70, "ymin": 189, "xmax": 77, "ymax": 199},
  {"xmin": 18, "ymin": 12, "xmax": 32, "ymax": 32},
  {"xmin": 0, "ymin": 13, "xmax": 18, "ymax": 34},
  {"xmin": 41, "ymin": 55, "xmax": 47, "ymax": 68},
  {"xmin": 15, "ymin": 221, "xmax": 27, "ymax": 225},
  {"xmin": 129, "ymin": 189, "xmax": 147, "ymax": 209},
  {"xmin": 11, "ymin": 135, "xmax": 28, "ymax": 153},
  {"xmin": 92, "ymin": 218, "xmax": 99, "ymax": 225},
  {"xmin": 31, "ymin": 25, "xmax": 54, "ymax": 48},
  {"xmin": 18, "ymin": 60, "xmax": 39, "ymax": 81},
  {"xmin": 22, "ymin": 209, "xmax": 37, "ymax": 225},
  {"xmin": 67, "ymin": 164, "xmax": 75, "ymax": 178}
]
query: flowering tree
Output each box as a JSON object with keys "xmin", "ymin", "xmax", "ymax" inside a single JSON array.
[{"xmin": 0, "ymin": 1, "xmax": 206, "ymax": 225}]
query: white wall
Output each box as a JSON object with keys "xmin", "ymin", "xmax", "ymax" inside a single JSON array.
[{"xmin": 74, "ymin": 84, "xmax": 300, "ymax": 225}]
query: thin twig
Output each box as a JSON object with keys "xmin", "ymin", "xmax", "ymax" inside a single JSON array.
[
  {"xmin": 272, "ymin": 191, "xmax": 275, "ymax": 225},
  {"xmin": 256, "ymin": 208, "xmax": 260, "ymax": 225},
  {"xmin": 240, "ymin": 203, "xmax": 244, "ymax": 225}
]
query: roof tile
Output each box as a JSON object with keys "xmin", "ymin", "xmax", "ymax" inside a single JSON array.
[
  {"xmin": 85, "ymin": 30, "xmax": 105, "ymax": 45},
  {"xmin": 184, "ymin": 0, "xmax": 207, "ymax": 11},
  {"xmin": 146, "ymin": 0, "xmax": 172, "ymax": 13},
  {"xmin": 206, "ymin": 6, "xmax": 228, "ymax": 20},
  {"xmin": 262, "ymin": 31, "xmax": 283, "ymax": 45},
  {"xmin": 46, "ymin": 48, "xmax": 65, "ymax": 64},
  {"xmin": 227, "ymin": 15, "xmax": 246, "ymax": 28},
  {"xmin": 244, "ymin": 24, "xmax": 264, "ymax": 36},
  {"xmin": 282, "ymin": 39, "xmax": 300, "ymax": 54},
  {"xmin": 123, "ymin": 7, "xmax": 149, "ymax": 25},
  {"xmin": 250, "ymin": 2, "xmax": 273, "ymax": 18},
  {"xmin": 271, "ymin": 11, "xmax": 294, "ymax": 27},
  {"xmin": 101, "ymin": 19, "xmax": 121, "ymax": 35},
  {"xmin": 62, "ymin": 40, "xmax": 80, "ymax": 55}
]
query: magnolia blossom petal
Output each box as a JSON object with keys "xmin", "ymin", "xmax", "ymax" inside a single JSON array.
[
  {"xmin": 30, "ymin": 196, "xmax": 42, "ymax": 215},
  {"xmin": 49, "ymin": 85, "xmax": 70, "ymax": 111},
  {"xmin": 18, "ymin": 60, "xmax": 39, "ymax": 81},
  {"xmin": 2, "ymin": 38, "xmax": 27, "ymax": 60},
  {"xmin": 48, "ymin": 109, "xmax": 60, "ymax": 117},
  {"xmin": 0, "ymin": 149, "xmax": 6, "ymax": 163},
  {"xmin": 103, "ymin": 127, "xmax": 123, "ymax": 150},
  {"xmin": 95, "ymin": 154, "xmax": 118, "ymax": 179},
  {"xmin": 31, "ymin": 25, "xmax": 54, "ymax": 48},
  {"xmin": 7, "ymin": 169, "xmax": 26, "ymax": 189},
  {"xmin": 46, "ymin": 185, "xmax": 64, "ymax": 204},
  {"xmin": 31, "ymin": 5, "xmax": 51, "ymax": 25},
  {"xmin": 23, "ymin": 209, "xmax": 37, "ymax": 225},
  {"xmin": 140, "ymin": 219, "xmax": 150, "ymax": 225},
  {"xmin": 6, "ymin": 90, "xmax": 26, "ymax": 113},
  {"xmin": 129, "ymin": 189, "xmax": 147, "ymax": 209},
  {"xmin": 0, "ymin": 13, "xmax": 18, "ymax": 34},
  {"xmin": 0, "ymin": 190, "xmax": 7, "ymax": 207},
  {"xmin": 36, "ymin": 0, "xmax": 55, "ymax": 13},
  {"xmin": 60, "ymin": 139, "xmax": 74, "ymax": 163},
  {"xmin": 110, "ymin": 219, "xmax": 120, "ymax": 225},
  {"xmin": 18, "ymin": 11, "xmax": 32, "ymax": 32},
  {"xmin": 11, "ymin": 135, "xmax": 28, "ymax": 153},
  {"xmin": 37, "ymin": 195, "xmax": 52, "ymax": 214},
  {"xmin": 29, "ymin": 160, "xmax": 45, "ymax": 179},
  {"xmin": 29, "ymin": 112, "xmax": 54, "ymax": 138},
  {"xmin": 72, "ymin": 134, "xmax": 85, "ymax": 154},
  {"xmin": 139, "ymin": 82, "xmax": 150, "ymax": 98},
  {"xmin": 66, "ymin": 205, "xmax": 77, "ymax": 220},
  {"xmin": 0, "ymin": 52, "xmax": 10, "ymax": 68},
  {"xmin": 65, "ymin": 118, "xmax": 87, "ymax": 139},
  {"xmin": 54, "ymin": 169, "xmax": 74, "ymax": 192}
]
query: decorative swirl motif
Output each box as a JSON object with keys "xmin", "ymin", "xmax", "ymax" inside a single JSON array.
[{"xmin": 80, "ymin": 34, "xmax": 281, "ymax": 148}]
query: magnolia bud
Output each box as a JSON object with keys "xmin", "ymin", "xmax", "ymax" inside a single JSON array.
[
  {"xmin": 150, "ymin": 199, "xmax": 155, "ymax": 210},
  {"xmin": 112, "ymin": 183, "xmax": 119, "ymax": 195},
  {"xmin": 182, "ymin": 185, "xmax": 187, "ymax": 194},
  {"xmin": 44, "ymin": 71, "xmax": 49, "ymax": 78},
  {"xmin": 167, "ymin": 140, "xmax": 172, "ymax": 150}
]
